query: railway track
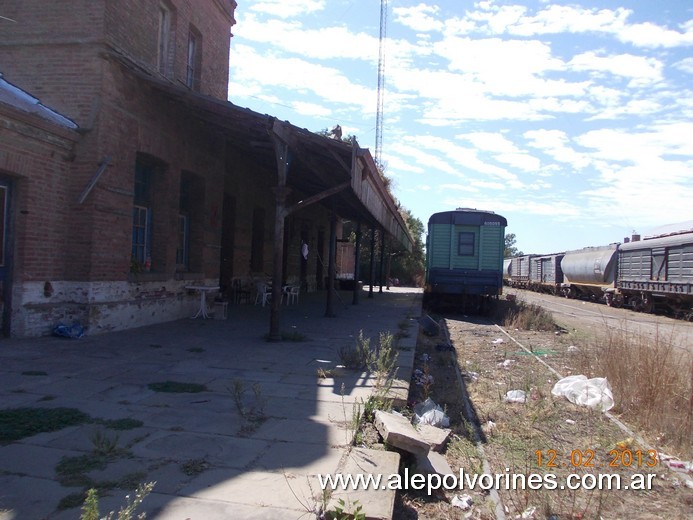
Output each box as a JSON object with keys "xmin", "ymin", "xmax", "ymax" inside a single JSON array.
[
  {"xmin": 505, "ymin": 287, "xmax": 693, "ymax": 354},
  {"xmin": 435, "ymin": 313, "xmax": 693, "ymax": 519}
]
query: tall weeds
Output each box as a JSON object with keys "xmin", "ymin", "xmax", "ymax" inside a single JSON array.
[{"xmin": 580, "ymin": 325, "xmax": 692, "ymax": 457}]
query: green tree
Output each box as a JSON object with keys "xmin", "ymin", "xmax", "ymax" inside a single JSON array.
[
  {"xmin": 389, "ymin": 209, "xmax": 425, "ymax": 286},
  {"xmin": 504, "ymin": 233, "xmax": 523, "ymax": 258}
]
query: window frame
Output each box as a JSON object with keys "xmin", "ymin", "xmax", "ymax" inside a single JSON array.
[
  {"xmin": 157, "ymin": 2, "xmax": 172, "ymax": 76},
  {"xmin": 176, "ymin": 213, "xmax": 190, "ymax": 269},
  {"xmin": 458, "ymin": 231, "xmax": 475, "ymax": 256}
]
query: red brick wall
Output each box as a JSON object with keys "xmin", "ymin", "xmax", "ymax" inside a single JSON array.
[
  {"xmin": 0, "ymin": 108, "xmax": 78, "ymax": 282},
  {"xmin": 104, "ymin": 0, "xmax": 234, "ymax": 99}
]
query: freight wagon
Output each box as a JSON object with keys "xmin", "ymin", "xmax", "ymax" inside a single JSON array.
[{"xmin": 606, "ymin": 231, "xmax": 693, "ymax": 318}]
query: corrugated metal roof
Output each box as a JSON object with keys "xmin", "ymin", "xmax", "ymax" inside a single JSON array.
[{"xmin": 0, "ymin": 74, "xmax": 78, "ymax": 129}]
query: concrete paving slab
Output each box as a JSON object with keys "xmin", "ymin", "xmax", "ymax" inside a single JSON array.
[
  {"xmin": 179, "ymin": 468, "xmax": 322, "ymax": 514},
  {"xmin": 251, "ymin": 442, "xmax": 345, "ymax": 474},
  {"xmin": 0, "ymin": 443, "xmax": 79, "ymax": 478},
  {"xmin": 327, "ymin": 447, "xmax": 401, "ymax": 520},
  {"xmin": 374, "ymin": 410, "xmax": 429, "ymax": 455},
  {"xmin": 250, "ymin": 417, "xmax": 349, "ymax": 447},
  {"xmin": 0, "ymin": 288, "xmax": 421, "ymax": 519},
  {"xmin": 131, "ymin": 430, "xmax": 271, "ymax": 470},
  {"xmin": 0, "ymin": 475, "xmax": 82, "ymax": 520}
]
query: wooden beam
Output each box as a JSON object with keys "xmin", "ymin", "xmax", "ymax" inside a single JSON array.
[{"xmin": 285, "ymin": 181, "xmax": 350, "ymax": 216}]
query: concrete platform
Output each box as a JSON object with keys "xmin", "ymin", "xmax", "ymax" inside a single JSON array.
[{"xmin": 0, "ymin": 287, "xmax": 421, "ymax": 520}]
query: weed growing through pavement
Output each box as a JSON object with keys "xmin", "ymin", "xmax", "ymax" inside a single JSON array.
[
  {"xmin": 327, "ymin": 497, "xmax": 366, "ymax": 520},
  {"xmin": 90, "ymin": 428, "xmax": 121, "ymax": 457},
  {"xmin": 79, "ymin": 481, "xmax": 155, "ymax": 520},
  {"xmin": 230, "ymin": 379, "xmax": 267, "ymax": 436}
]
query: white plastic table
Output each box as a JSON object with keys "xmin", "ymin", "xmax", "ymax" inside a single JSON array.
[{"xmin": 185, "ymin": 285, "xmax": 220, "ymax": 319}]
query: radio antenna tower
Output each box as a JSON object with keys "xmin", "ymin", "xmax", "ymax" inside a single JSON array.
[{"xmin": 375, "ymin": 0, "xmax": 388, "ymax": 167}]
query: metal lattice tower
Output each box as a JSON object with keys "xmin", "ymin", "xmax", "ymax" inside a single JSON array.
[{"xmin": 375, "ymin": 0, "xmax": 388, "ymax": 167}]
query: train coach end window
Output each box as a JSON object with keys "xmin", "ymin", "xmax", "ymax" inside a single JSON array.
[{"xmin": 458, "ymin": 232, "xmax": 475, "ymax": 256}]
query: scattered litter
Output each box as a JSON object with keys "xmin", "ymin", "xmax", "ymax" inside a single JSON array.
[
  {"xmin": 451, "ymin": 494, "xmax": 473, "ymax": 510},
  {"xmin": 421, "ymin": 353, "xmax": 431, "ymax": 362},
  {"xmin": 567, "ymin": 345, "xmax": 580, "ymax": 352},
  {"xmin": 491, "ymin": 338, "xmax": 504, "ymax": 344},
  {"xmin": 418, "ymin": 315, "xmax": 440, "ymax": 336},
  {"xmin": 551, "ymin": 375, "xmax": 614, "ymax": 411},
  {"xmin": 52, "ymin": 322, "xmax": 85, "ymax": 339},
  {"xmin": 666, "ymin": 459, "xmax": 692, "ymax": 472},
  {"xmin": 498, "ymin": 359, "xmax": 514, "ymax": 369},
  {"xmin": 463, "ymin": 371, "xmax": 479, "ymax": 381},
  {"xmin": 565, "ymin": 419, "xmax": 576, "ymax": 425},
  {"xmin": 413, "ymin": 369, "xmax": 434, "ymax": 387},
  {"xmin": 436, "ymin": 343, "xmax": 455, "ymax": 352},
  {"xmin": 614, "ymin": 437, "xmax": 633, "ymax": 451},
  {"xmin": 482, "ymin": 420, "xmax": 496, "ymax": 435},
  {"xmin": 414, "ymin": 398, "xmax": 450, "ymax": 428},
  {"xmin": 521, "ymin": 506, "xmax": 537, "ymax": 519},
  {"xmin": 504, "ymin": 390, "xmax": 527, "ymax": 404}
]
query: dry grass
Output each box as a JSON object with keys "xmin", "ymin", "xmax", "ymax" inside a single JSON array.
[
  {"xmin": 501, "ymin": 299, "xmax": 557, "ymax": 332},
  {"xmin": 578, "ymin": 325, "xmax": 693, "ymax": 458}
]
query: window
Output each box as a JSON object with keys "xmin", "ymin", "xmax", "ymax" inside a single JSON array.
[
  {"xmin": 132, "ymin": 157, "xmax": 156, "ymax": 271},
  {"xmin": 158, "ymin": 3, "xmax": 172, "ymax": 76},
  {"xmin": 458, "ymin": 232, "xmax": 475, "ymax": 256},
  {"xmin": 176, "ymin": 214, "xmax": 189, "ymax": 268},
  {"xmin": 132, "ymin": 205, "xmax": 151, "ymax": 267},
  {"xmin": 186, "ymin": 27, "xmax": 202, "ymax": 90}
]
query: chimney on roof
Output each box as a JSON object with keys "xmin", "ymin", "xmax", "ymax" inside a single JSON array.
[
  {"xmin": 623, "ymin": 237, "xmax": 630, "ymax": 243},
  {"xmin": 631, "ymin": 233, "xmax": 641, "ymax": 242}
]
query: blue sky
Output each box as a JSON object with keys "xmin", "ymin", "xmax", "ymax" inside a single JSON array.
[{"xmin": 227, "ymin": 0, "xmax": 692, "ymax": 254}]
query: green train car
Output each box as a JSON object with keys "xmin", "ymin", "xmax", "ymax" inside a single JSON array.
[{"xmin": 424, "ymin": 208, "xmax": 507, "ymax": 311}]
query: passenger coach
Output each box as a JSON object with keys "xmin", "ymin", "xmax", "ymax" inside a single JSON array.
[{"xmin": 424, "ymin": 208, "xmax": 507, "ymax": 311}]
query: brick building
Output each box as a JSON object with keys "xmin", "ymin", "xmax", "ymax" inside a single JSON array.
[{"xmin": 0, "ymin": 0, "xmax": 411, "ymax": 337}]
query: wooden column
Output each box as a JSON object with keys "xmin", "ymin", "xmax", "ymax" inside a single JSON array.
[
  {"xmin": 325, "ymin": 210, "xmax": 337, "ymax": 317},
  {"xmin": 352, "ymin": 221, "xmax": 361, "ymax": 305},
  {"xmin": 379, "ymin": 230, "xmax": 385, "ymax": 293},
  {"xmin": 269, "ymin": 128, "xmax": 290, "ymax": 341},
  {"xmin": 368, "ymin": 225, "xmax": 376, "ymax": 298}
]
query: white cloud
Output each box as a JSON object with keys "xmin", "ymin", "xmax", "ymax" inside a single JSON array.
[
  {"xmin": 616, "ymin": 21, "xmax": 693, "ymax": 48},
  {"xmin": 569, "ymin": 51, "xmax": 663, "ymax": 87},
  {"xmin": 673, "ymin": 57, "xmax": 693, "ymax": 74},
  {"xmin": 246, "ymin": 0, "xmax": 325, "ymax": 18},
  {"xmin": 524, "ymin": 129, "xmax": 592, "ymax": 169},
  {"xmin": 460, "ymin": 3, "xmax": 693, "ymax": 48},
  {"xmin": 393, "ymin": 4, "xmax": 444, "ymax": 33},
  {"xmin": 229, "ymin": 45, "xmax": 375, "ymax": 114}
]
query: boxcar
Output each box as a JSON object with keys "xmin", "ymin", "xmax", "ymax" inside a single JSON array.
[
  {"xmin": 424, "ymin": 208, "xmax": 507, "ymax": 311},
  {"xmin": 608, "ymin": 231, "xmax": 693, "ymax": 318},
  {"xmin": 528, "ymin": 253, "xmax": 565, "ymax": 294},
  {"xmin": 509, "ymin": 254, "xmax": 535, "ymax": 288}
]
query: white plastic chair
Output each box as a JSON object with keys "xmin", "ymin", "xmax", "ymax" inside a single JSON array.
[
  {"xmin": 254, "ymin": 281, "xmax": 272, "ymax": 307},
  {"xmin": 284, "ymin": 285, "xmax": 300, "ymax": 305}
]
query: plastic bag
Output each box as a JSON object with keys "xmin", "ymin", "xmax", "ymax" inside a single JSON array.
[
  {"xmin": 551, "ymin": 375, "xmax": 614, "ymax": 411},
  {"xmin": 504, "ymin": 390, "xmax": 527, "ymax": 403},
  {"xmin": 413, "ymin": 398, "xmax": 450, "ymax": 428},
  {"xmin": 52, "ymin": 322, "xmax": 85, "ymax": 339}
]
